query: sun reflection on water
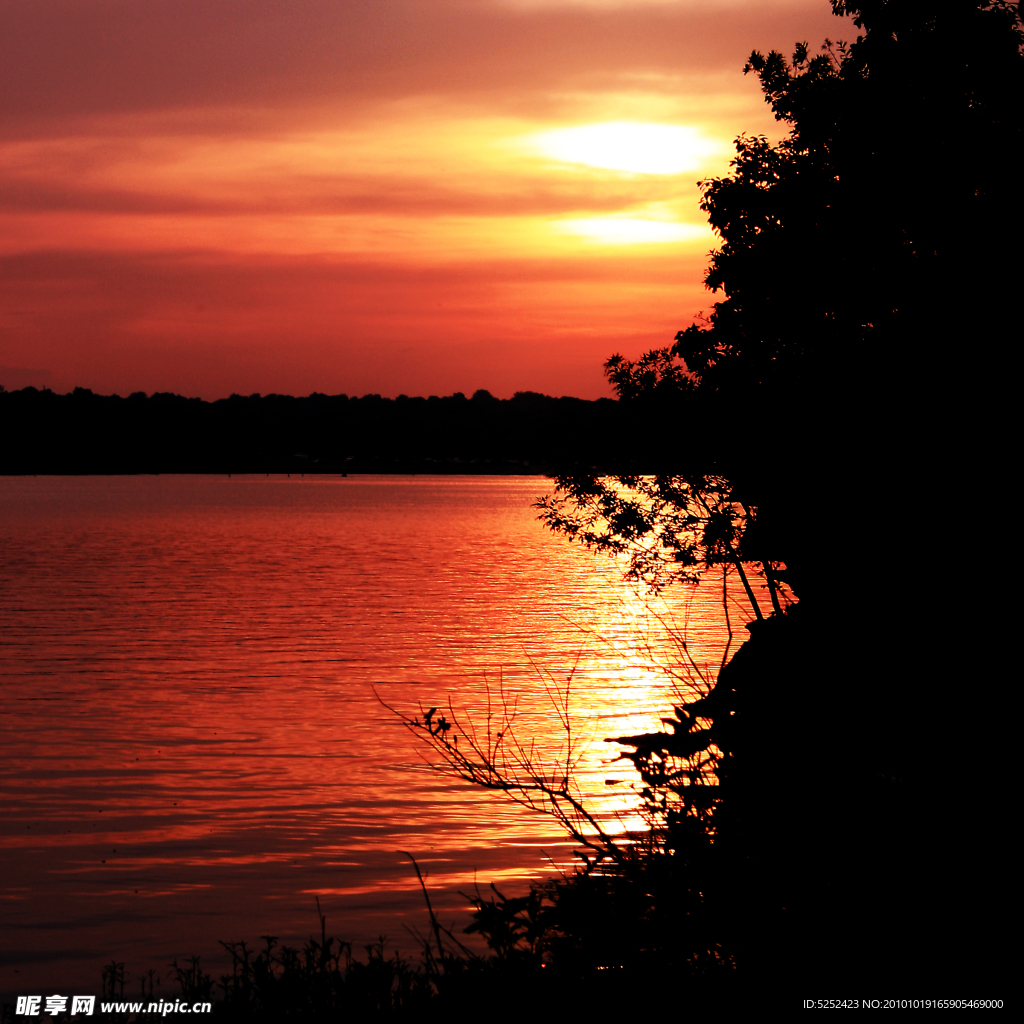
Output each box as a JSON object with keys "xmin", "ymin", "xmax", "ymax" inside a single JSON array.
[{"xmin": 0, "ymin": 475, "xmax": 778, "ymax": 992}]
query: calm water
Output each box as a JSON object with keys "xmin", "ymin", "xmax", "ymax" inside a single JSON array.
[{"xmin": 0, "ymin": 476, "xmax": 749, "ymax": 998}]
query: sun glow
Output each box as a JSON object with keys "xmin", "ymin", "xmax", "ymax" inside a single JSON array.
[
  {"xmin": 533, "ymin": 121, "xmax": 720, "ymax": 175},
  {"xmin": 557, "ymin": 217, "xmax": 711, "ymax": 245}
]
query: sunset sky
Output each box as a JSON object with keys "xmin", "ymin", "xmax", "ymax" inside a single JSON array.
[{"xmin": 1, "ymin": 0, "xmax": 842, "ymax": 400}]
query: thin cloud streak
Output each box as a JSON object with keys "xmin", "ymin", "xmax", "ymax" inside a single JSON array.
[{"xmin": 1, "ymin": 2, "xmax": 837, "ymax": 126}]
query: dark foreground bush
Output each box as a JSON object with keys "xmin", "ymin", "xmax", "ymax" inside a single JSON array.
[{"xmin": 75, "ymin": 861, "xmax": 742, "ymax": 1024}]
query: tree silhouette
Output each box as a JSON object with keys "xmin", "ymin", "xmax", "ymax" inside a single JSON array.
[{"xmin": 535, "ymin": 0, "xmax": 1021, "ymax": 996}]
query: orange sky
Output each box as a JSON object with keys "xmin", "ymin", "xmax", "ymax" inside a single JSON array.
[{"xmin": 1, "ymin": 0, "xmax": 842, "ymax": 399}]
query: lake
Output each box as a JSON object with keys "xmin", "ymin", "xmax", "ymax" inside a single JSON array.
[{"xmin": 0, "ymin": 475, "xmax": 749, "ymax": 1000}]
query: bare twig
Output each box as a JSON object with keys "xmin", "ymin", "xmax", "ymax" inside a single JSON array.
[{"xmin": 376, "ymin": 681, "xmax": 627, "ymax": 868}]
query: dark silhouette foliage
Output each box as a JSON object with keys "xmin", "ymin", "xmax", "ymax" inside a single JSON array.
[
  {"xmin": 533, "ymin": 0, "xmax": 1020, "ymax": 998},
  {"xmin": 0, "ymin": 387, "xmax": 625, "ymax": 475},
  {"xmin": 677, "ymin": 0, "xmax": 1022, "ymax": 399}
]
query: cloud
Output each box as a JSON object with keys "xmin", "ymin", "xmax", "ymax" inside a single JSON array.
[
  {"xmin": 0, "ymin": 123, "xmax": 707, "ymax": 220},
  {"xmin": 1, "ymin": 1, "xmax": 835, "ymax": 128},
  {"xmin": 495, "ymin": 0, "xmax": 810, "ymax": 9},
  {"xmin": 0, "ymin": 0, "xmax": 842, "ymax": 397},
  {"xmin": 0, "ymin": 108, "xmax": 724, "ymax": 262},
  {"xmin": 0, "ymin": 365, "xmax": 54, "ymax": 391}
]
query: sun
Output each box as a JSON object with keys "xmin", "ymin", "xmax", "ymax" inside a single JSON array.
[
  {"xmin": 556, "ymin": 217, "xmax": 711, "ymax": 245},
  {"xmin": 532, "ymin": 121, "xmax": 719, "ymax": 175}
]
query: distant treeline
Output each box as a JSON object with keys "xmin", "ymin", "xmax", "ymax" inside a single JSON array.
[{"xmin": 0, "ymin": 386, "xmax": 630, "ymax": 475}]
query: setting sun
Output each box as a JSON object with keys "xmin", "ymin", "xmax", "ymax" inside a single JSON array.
[
  {"xmin": 532, "ymin": 121, "xmax": 720, "ymax": 175},
  {"xmin": 556, "ymin": 215, "xmax": 711, "ymax": 245}
]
